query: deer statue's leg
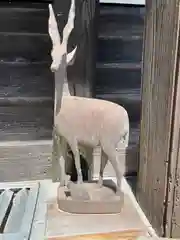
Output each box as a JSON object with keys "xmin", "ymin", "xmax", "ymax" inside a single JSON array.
[
  {"xmin": 84, "ymin": 146, "xmax": 93, "ymax": 181},
  {"xmin": 69, "ymin": 139, "xmax": 83, "ymax": 184},
  {"xmin": 111, "ymin": 150, "xmax": 125, "ymax": 200},
  {"xmin": 98, "ymin": 150, "xmax": 108, "ymax": 188},
  {"xmin": 59, "ymin": 136, "xmax": 68, "ymax": 187},
  {"xmin": 52, "ymin": 126, "xmax": 61, "ymax": 182},
  {"xmin": 103, "ymin": 142, "xmax": 125, "ymax": 198}
]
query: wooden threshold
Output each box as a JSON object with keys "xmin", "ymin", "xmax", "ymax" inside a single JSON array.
[{"xmin": 47, "ymin": 229, "xmax": 145, "ymax": 240}]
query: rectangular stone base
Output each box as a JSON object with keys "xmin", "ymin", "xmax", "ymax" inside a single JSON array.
[{"xmin": 45, "ymin": 179, "xmax": 151, "ymax": 239}]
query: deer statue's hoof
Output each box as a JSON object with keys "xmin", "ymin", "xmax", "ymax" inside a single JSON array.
[
  {"xmin": 97, "ymin": 179, "xmax": 103, "ymax": 188},
  {"xmin": 59, "ymin": 179, "xmax": 66, "ymax": 187}
]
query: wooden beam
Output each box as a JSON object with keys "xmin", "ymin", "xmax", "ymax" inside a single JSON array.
[
  {"xmin": 47, "ymin": 229, "xmax": 145, "ymax": 240},
  {"xmin": 137, "ymin": 0, "xmax": 180, "ymax": 237}
]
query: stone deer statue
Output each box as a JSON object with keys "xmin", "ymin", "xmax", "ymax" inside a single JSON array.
[{"xmin": 49, "ymin": 0, "xmax": 129, "ymax": 196}]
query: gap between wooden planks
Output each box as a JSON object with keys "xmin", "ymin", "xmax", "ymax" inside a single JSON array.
[{"xmin": 47, "ymin": 229, "xmax": 146, "ymax": 240}]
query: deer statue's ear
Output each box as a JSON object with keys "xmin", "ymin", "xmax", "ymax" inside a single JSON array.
[
  {"xmin": 67, "ymin": 46, "xmax": 77, "ymax": 66},
  {"xmin": 48, "ymin": 4, "xmax": 62, "ymax": 72}
]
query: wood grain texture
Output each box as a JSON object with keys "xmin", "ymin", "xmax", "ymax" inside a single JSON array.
[
  {"xmin": 0, "ymin": 5, "xmax": 49, "ymax": 34},
  {"xmin": 47, "ymin": 230, "xmax": 144, "ymax": 240},
  {"xmin": 0, "ymin": 33, "xmax": 51, "ymax": 62},
  {"xmin": 0, "ymin": 106, "xmax": 53, "ymax": 141},
  {"xmin": 137, "ymin": 0, "xmax": 180, "ymax": 237},
  {"xmin": 0, "ymin": 3, "xmax": 54, "ymax": 142},
  {"xmin": 97, "ymin": 37, "xmax": 143, "ymax": 63},
  {"xmin": 165, "ymin": 9, "xmax": 180, "ymax": 238},
  {"xmin": 0, "ymin": 63, "xmax": 53, "ymax": 99}
]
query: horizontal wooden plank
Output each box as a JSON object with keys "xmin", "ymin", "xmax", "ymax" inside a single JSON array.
[
  {"xmin": 0, "ymin": 141, "xmax": 52, "ymax": 182},
  {"xmin": 96, "ymin": 62, "xmax": 141, "ymax": 69},
  {"xmin": 0, "ymin": 7, "xmax": 48, "ymax": 34},
  {"xmin": 0, "ymin": 34, "xmax": 51, "ymax": 62},
  {"xmin": 99, "ymin": 22, "xmax": 143, "ymax": 39},
  {"xmin": 4, "ymin": 189, "xmax": 28, "ymax": 233},
  {"xmin": 0, "ymin": 63, "xmax": 53, "ymax": 99},
  {"xmin": 48, "ymin": 230, "xmax": 144, "ymax": 240},
  {"xmin": 97, "ymin": 37, "xmax": 143, "ymax": 63},
  {"xmin": 100, "ymin": 0, "xmax": 145, "ymax": 4},
  {"xmin": 0, "ymin": 190, "xmax": 14, "ymax": 231},
  {"xmin": 99, "ymin": 4, "xmax": 145, "ymax": 17},
  {"xmin": 99, "ymin": 11, "xmax": 144, "ymax": 38},
  {"xmin": 96, "ymin": 63, "xmax": 141, "ymax": 88},
  {"xmin": 0, "ymin": 97, "xmax": 53, "ymax": 107},
  {"xmin": 0, "ymin": 106, "xmax": 53, "ymax": 141},
  {"xmin": 0, "ymin": 2, "xmax": 50, "ymax": 9}
]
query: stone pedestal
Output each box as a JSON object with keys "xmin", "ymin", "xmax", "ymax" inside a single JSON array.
[
  {"xmin": 46, "ymin": 179, "xmax": 149, "ymax": 238},
  {"xmin": 57, "ymin": 180, "xmax": 124, "ymax": 214}
]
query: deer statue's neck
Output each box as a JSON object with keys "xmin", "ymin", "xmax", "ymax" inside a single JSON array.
[
  {"xmin": 62, "ymin": 79, "xmax": 71, "ymax": 97},
  {"xmin": 54, "ymin": 68, "xmax": 71, "ymax": 120}
]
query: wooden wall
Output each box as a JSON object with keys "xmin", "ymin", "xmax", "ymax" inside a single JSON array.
[
  {"xmin": 137, "ymin": 0, "xmax": 180, "ymax": 237},
  {"xmin": 0, "ymin": 2, "xmax": 53, "ymax": 142},
  {"xmin": 95, "ymin": 3, "xmax": 145, "ymax": 176},
  {"xmin": 0, "ymin": 2, "xmax": 54, "ymax": 182}
]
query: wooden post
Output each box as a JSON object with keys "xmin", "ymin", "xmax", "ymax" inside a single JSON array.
[{"xmin": 137, "ymin": 0, "xmax": 180, "ymax": 237}]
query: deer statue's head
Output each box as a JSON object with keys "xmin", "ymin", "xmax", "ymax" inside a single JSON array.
[{"xmin": 48, "ymin": 0, "xmax": 77, "ymax": 72}]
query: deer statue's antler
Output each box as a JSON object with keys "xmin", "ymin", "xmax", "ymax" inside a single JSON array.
[
  {"xmin": 48, "ymin": 4, "xmax": 61, "ymax": 50},
  {"xmin": 62, "ymin": 0, "xmax": 75, "ymax": 45},
  {"xmin": 48, "ymin": 0, "xmax": 77, "ymax": 71}
]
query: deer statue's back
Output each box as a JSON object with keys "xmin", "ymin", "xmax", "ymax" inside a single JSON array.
[
  {"xmin": 55, "ymin": 96, "xmax": 129, "ymax": 150},
  {"xmin": 54, "ymin": 96, "xmax": 129, "ymax": 195}
]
